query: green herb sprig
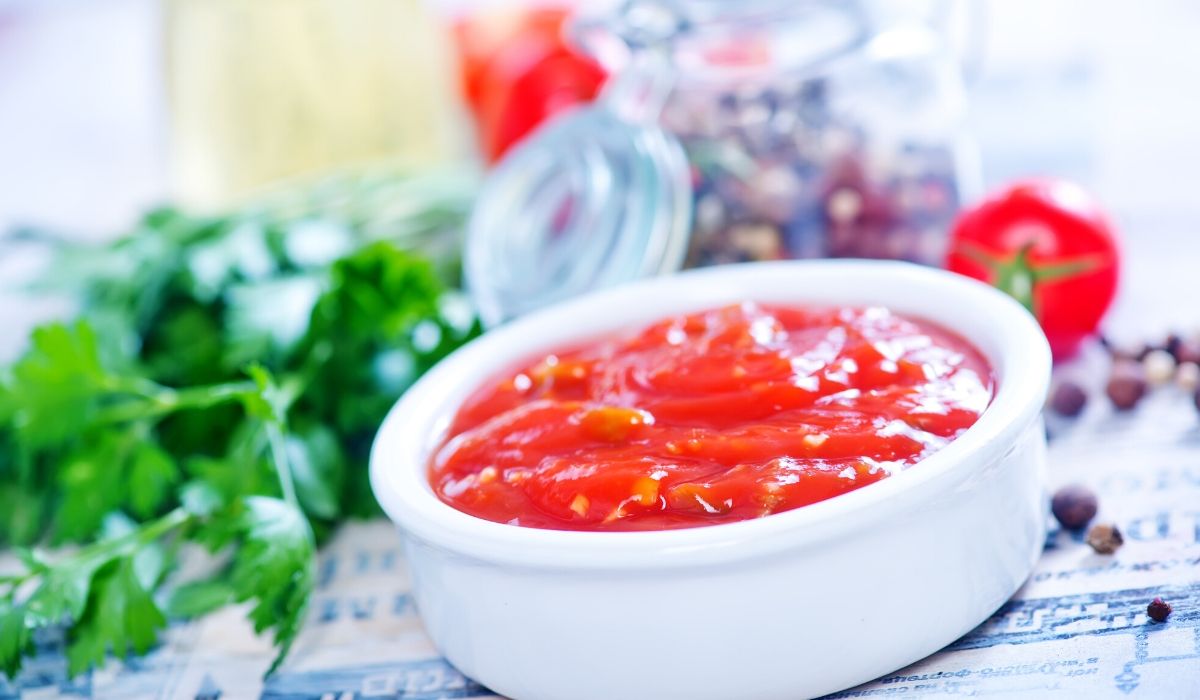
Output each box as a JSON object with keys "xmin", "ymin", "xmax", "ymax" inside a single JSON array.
[{"xmin": 0, "ymin": 167, "xmax": 480, "ymax": 679}]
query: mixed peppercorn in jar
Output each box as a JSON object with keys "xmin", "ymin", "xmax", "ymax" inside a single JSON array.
[{"xmin": 467, "ymin": 0, "xmax": 980, "ymax": 324}]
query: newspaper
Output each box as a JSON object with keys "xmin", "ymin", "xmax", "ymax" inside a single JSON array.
[{"xmin": 1, "ymin": 373, "xmax": 1198, "ymax": 699}]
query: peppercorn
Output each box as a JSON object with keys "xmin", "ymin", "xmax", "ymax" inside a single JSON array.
[
  {"xmin": 1098, "ymin": 335, "xmax": 1144, "ymax": 362},
  {"xmin": 1176, "ymin": 339, "xmax": 1200, "ymax": 366},
  {"xmin": 1164, "ymin": 333, "xmax": 1183, "ymax": 361},
  {"xmin": 1049, "ymin": 381, "xmax": 1088, "ymax": 417},
  {"xmin": 1177, "ymin": 362, "xmax": 1200, "ymax": 391},
  {"xmin": 1050, "ymin": 484, "xmax": 1098, "ymax": 530},
  {"xmin": 1142, "ymin": 349, "xmax": 1177, "ymax": 386},
  {"xmin": 1147, "ymin": 597, "xmax": 1172, "ymax": 623},
  {"xmin": 1106, "ymin": 360, "xmax": 1148, "ymax": 411},
  {"xmin": 1085, "ymin": 522, "xmax": 1124, "ymax": 554}
]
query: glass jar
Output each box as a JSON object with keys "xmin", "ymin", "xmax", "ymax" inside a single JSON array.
[{"xmin": 466, "ymin": 0, "xmax": 979, "ymax": 325}]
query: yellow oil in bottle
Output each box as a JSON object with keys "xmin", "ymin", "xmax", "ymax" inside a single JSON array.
[{"xmin": 165, "ymin": 0, "xmax": 463, "ymax": 210}]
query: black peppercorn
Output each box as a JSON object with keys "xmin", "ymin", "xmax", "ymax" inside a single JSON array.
[
  {"xmin": 1049, "ymin": 381, "xmax": 1088, "ymax": 417},
  {"xmin": 1147, "ymin": 597, "xmax": 1172, "ymax": 623},
  {"xmin": 1164, "ymin": 333, "xmax": 1184, "ymax": 361},
  {"xmin": 1176, "ymin": 339, "xmax": 1200, "ymax": 366},
  {"xmin": 1050, "ymin": 484, "xmax": 1098, "ymax": 530},
  {"xmin": 1098, "ymin": 334, "xmax": 1138, "ymax": 361},
  {"xmin": 1106, "ymin": 361, "xmax": 1148, "ymax": 411},
  {"xmin": 1085, "ymin": 522, "xmax": 1124, "ymax": 554}
]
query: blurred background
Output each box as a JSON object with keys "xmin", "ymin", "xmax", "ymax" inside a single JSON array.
[{"xmin": 1, "ymin": 0, "xmax": 1198, "ymax": 352}]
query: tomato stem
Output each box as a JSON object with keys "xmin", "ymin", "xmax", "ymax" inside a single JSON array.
[{"xmin": 955, "ymin": 241, "xmax": 1108, "ymax": 317}]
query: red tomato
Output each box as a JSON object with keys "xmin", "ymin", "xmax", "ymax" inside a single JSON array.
[
  {"xmin": 454, "ymin": 9, "xmax": 570, "ymax": 115},
  {"xmin": 946, "ymin": 179, "xmax": 1120, "ymax": 359},
  {"xmin": 452, "ymin": 8, "xmax": 606, "ymax": 162}
]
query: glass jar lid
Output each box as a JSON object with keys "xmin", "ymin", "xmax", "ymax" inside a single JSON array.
[
  {"xmin": 572, "ymin": 0, "xmax": 871, "ymax": 84},
  {"xmin": 465, "ymin": 102, "xmax": 692, "ymax": 327}
]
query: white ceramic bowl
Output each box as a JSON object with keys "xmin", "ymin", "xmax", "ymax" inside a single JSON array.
[{"xmin": 371, "ymin": 260, "xmax": 1052, "ymax": 700}]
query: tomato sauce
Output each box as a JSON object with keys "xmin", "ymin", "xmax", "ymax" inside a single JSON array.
[{"xmin": 429, "ymin": 304, "xmax": 993, "ymax": 531}]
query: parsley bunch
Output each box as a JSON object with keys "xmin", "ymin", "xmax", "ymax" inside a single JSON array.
[{"xmin": 0, "ymin": 168, "xmax": 480, "ymax": 678}]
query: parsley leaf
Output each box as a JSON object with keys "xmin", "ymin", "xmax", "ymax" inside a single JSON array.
[
  {"xmin": 65, "ymin": 555, "xmax": 168, "ymax": 676},
  {"xmin": 6, "ymin": 322, "xmax": 107, "ymax": 450},
  {"xmin": 53, "ymin": 430, "xmax": 139, "ymax": 543},
  {"xmin": 229, "ymin": 496, "xmax": 315, "ymax": 673},
  {"xmin": 126, "ymin": 442, "xmax": 180, "ymax": 519},
  {"xmin": 165, "ymin": 579, "xmax": 235, "ymax": 619},
  {"xmin": 23, "ymin": 555, "xmax": 102, "ymax": 627},
  {"xmin": 0, "ymin": 603, "xmax": 30, "ymax": 679},
  {"xmin": 286, "ymin": 424, "xmax": 345, "ymax": 521}
]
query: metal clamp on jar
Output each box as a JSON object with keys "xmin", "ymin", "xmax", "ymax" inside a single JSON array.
[{"xmin": 466, "ymin": 0, "xmax": 981, "ymax": 326}]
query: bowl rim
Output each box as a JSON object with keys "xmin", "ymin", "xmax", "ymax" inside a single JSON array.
[{"xmin": 369, "ymin": 260, "xmax": 1051, "ymax": 570}]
